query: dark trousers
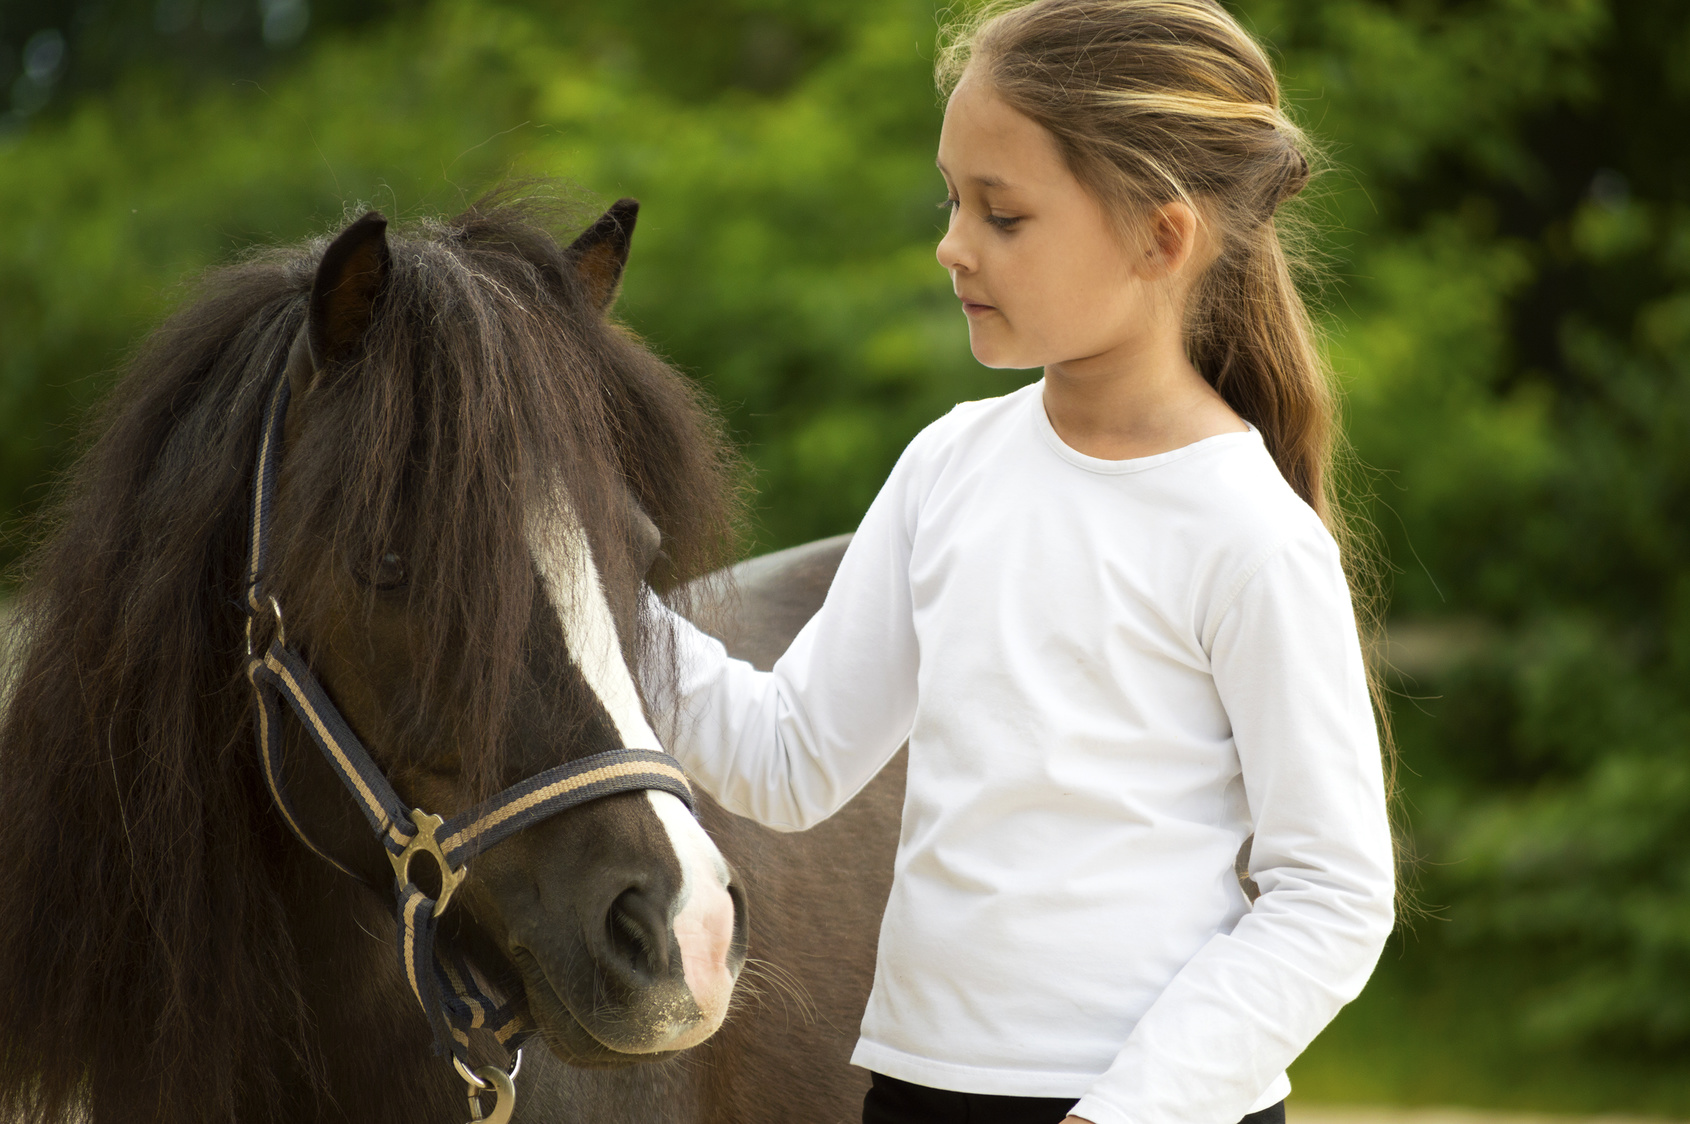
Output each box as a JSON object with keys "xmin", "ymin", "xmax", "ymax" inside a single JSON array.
[{"xmin": 863, "ymin": 1071, "xmax": 1289, "ymax": 1124}]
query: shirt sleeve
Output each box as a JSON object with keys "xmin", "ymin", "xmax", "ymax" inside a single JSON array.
[
  {"xmin": 640, "ymin": 442, "xmax": 925, "ymax": 832},
  {"xmin": 1071, "ymin": 525, "xmax": 1396, "ymax": 1124}
]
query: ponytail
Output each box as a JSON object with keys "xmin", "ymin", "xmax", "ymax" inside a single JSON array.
[{"xmin": 1189, "ymin": 220, "xmax": 1331, "ymax": 517}]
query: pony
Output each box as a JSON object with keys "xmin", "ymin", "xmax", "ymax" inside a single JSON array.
[{"xmin": 0, "ymin": 192, "xmax": 908, "ymax": 1124}]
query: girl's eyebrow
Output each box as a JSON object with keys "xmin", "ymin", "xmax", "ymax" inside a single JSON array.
[{"xmin": 935, "ymin": 159, "xmax": 1012, "ymax": 190}]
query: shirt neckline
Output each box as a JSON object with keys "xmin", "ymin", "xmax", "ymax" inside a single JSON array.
[{"xmin": 1027, "ymin": 381, "xmax": 1262, "ymax": 475}]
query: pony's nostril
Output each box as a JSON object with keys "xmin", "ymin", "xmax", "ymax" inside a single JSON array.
[{"xmin": 605, "ymin": 886, "xmax": 671, "ymax": 980}]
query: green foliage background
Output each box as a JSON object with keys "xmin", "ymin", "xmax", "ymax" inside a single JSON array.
[{"xmin": 3, "ymin": 0, "xmax": 1688, "ymax": 1110}]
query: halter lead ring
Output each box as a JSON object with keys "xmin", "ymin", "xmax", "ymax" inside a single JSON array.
[
  {"xmin": 461, "ymin": 1063, "xmax": 515, "ymax": 1124},
  {"xmin": 241, "ymin": 369, "xmax": 696, "ymax": 1116},
  {"xmin": 456, "ymin": 1051, "xmax": 521, "ymax": 1124}
]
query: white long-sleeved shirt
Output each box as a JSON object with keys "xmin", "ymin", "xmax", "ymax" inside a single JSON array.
[{"xmin": 648, "ymin": 381, "xmax": 1395, "ymax": 1124}]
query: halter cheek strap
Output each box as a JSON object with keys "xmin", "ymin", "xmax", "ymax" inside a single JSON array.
[{"xmin": 242, "ymin": 372, "xmax": 696, "ymax": 1072}]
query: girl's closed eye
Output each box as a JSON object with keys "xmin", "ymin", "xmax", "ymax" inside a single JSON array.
[{"xmin": 935, "ymin": 196, "xmax": 1022, "ymax": 230}]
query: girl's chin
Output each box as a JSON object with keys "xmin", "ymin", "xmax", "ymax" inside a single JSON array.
[
  {"xmin": 967, "ymin": 336, "xmax": 1043, "ymax": 371},
  {"xmin": 966, "ymin": 326, "xmax": 1015, "ymax": 369}
]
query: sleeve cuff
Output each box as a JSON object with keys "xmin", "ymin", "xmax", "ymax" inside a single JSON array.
[{"xmin": 1070, "ymin": 1071, "xmax": 1289, "ymax": 1124}]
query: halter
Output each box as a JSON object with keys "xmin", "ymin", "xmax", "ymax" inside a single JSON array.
[{"xmin": 242, "ymin": 371, "xmax": 696, "ymax": 1122}]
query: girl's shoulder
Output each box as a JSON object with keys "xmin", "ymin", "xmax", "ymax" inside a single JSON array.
[
  {"xmin": 1159, "ymin": 430, "xmax": 1337, "ymax": 573},
  {"xmin": 1141, "ymin": 438, "xmax": 1346, "ymax": 646},
  {"xmin": 1183, "ymin": 430, "xmax": 1323, "ymax": 520}
]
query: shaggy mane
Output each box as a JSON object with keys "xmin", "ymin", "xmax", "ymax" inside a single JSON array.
[{"xmin": 0, "ymin": 189, "xmax": 741, "ymax": 1124}]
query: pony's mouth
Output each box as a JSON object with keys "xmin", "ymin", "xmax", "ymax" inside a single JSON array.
[{"xmin": 507, "ymin": 944, "xmax": 719, "ymax": 1066}]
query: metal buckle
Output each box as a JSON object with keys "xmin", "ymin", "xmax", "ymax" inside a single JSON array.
[
  {"xmin": 455, "ymin": 1050, "xmax": 520, "ymax": 1124},
  {"xmin": 389, "ymin": 810, "xmax": 466, "ymax": 916}
]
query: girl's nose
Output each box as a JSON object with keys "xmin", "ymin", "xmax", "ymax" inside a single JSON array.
[{"xmin": 936, "ymin": 219, "xmax": 971, "ymax": 276}]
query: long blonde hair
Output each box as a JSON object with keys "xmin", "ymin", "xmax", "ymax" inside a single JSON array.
[{"xmin": 938, "ymin": 0, "xmax": 1401, "ymax": 837}]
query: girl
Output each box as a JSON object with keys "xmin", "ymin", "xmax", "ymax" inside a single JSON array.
[{"xmin": 648, "ymin": 2, "xmax": 1396, "ymax": 1122}]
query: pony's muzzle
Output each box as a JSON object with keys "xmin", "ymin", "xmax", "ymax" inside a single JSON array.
[{"xmin": 584, "ymin": 870, "xmax": 740, "ymax": 1053}]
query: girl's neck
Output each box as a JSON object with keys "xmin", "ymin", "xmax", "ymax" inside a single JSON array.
[{"xmin": 1041, "ymin": 329, "xmax": 1246, "ymax": 461}]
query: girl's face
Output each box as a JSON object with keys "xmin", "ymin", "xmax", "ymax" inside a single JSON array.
[{"xmin": 935, "ymin": 73, "xmax": 1196, "ymax": 371}]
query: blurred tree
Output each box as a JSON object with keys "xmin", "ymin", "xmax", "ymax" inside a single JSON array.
[
  {"xmin": 0, "ymin": 0, "xmax": 403, "ymax": 128},
  {"xmin": 1252, "ymin": 0, "xmax": 1690, "ymax": 1055}
]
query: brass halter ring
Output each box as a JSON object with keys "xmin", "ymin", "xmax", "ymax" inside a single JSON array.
[{"xmin": 388, "ymin": 809, "xmax": 467, "ymax": 916}]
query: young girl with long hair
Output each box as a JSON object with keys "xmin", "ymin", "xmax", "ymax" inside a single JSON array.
[{"xmin": 648, "ymin": 2, "xmax": 1396, "ymax": 1122}]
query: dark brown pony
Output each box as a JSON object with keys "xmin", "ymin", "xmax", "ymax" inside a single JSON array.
[{"xmin": 0, "ymin": 192, "xmax": 903, "ymax": 1124}]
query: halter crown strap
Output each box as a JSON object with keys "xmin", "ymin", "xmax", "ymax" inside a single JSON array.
[{"xmin": 241, "ymin": 373, "xmax": 695, "ymax": 1064}]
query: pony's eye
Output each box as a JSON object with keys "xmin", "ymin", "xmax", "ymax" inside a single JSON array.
[{"xmin": 357, "ymin": 550, "xmax": 408, "ymax": 591}]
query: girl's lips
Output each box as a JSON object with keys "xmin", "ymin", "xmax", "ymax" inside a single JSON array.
[{"xmin": 961, "ymin": 300, "xmax": 995, "ymax": 317}]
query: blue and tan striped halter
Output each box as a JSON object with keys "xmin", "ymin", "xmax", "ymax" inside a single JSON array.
[{"xmin": 241, "ymin": 364, "xmax": 696, "ymax": 1122}]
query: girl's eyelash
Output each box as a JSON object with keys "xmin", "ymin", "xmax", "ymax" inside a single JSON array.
[{"xmin": 937, "ymin": 198, "xmax": 1022, "ymax": 230}]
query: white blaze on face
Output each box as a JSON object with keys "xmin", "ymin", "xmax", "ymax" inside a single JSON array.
[
  {"xmin": 526, "ymin": 501, "xmax": 737, "ymax": 1047},
  {"xmin": 644, "ymin": 788, "xmax": 736, "ymax": 1047}
]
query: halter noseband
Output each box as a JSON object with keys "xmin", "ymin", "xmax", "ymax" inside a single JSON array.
[{"xmin": 242, "ymin": 370, "xmax": 695, "ymax": 1121}]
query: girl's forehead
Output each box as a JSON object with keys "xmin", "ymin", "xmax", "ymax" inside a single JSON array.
[{"xmin": 937, "ymin": 76, "xmax": 1070, "ymax": 193}]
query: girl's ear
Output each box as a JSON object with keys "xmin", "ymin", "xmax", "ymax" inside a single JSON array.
[
  {"xmin": 291, "ymin": 211, "xmax": 392, "ymax": 401},
  {"xmin": 567, "ymin": 198, "xmax": 640, "ymax": 310},
  {"xmin": 1140, "ymin": 200, "xmax": 1204, "ymax": 280}
]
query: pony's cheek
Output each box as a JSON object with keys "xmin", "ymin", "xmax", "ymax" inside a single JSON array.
[
  {"xmin": 401, "ymin": 771, "xmax": 465, "ymax": 823},
  {"xmin": 311, "ymin": 611, "xmax": 422, "ymax": 761}
]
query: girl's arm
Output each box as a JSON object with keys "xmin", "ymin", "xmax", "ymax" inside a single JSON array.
[
  {"xmin": 642, "ymin": 449, "xmax": 925, "ymax": 831},
  {"xmin": 1072, "ymin": 526, "xmax": 1396, "ymax": 1124}
]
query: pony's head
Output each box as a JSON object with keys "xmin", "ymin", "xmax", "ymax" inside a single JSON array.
[
  {"xmin": 265, "ymin": 201, "xmax": 748, "ymax": 1059},
  {"xmin": 0, "ymin": 193, "xmax": 746, "ymax": 1122}
]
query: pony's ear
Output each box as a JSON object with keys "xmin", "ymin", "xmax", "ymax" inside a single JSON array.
[
  {"xmin": 294, "ymin": 211, "xmax": 392, "ymax": 398},
  {"xmin": 566, "ymin": 198, "xmax": 638, "ymax": 310}
]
